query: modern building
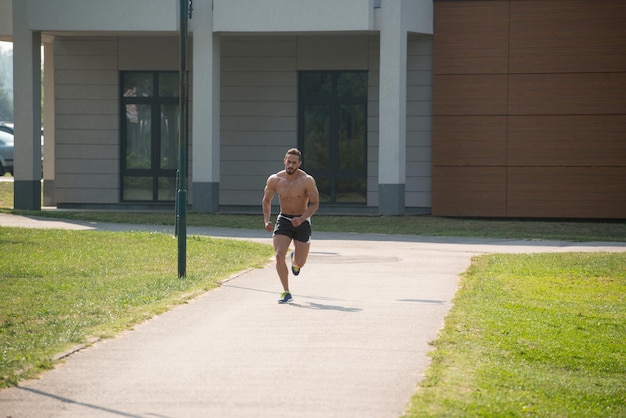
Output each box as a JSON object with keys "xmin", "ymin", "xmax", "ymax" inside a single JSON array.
[{"xmin": 1, "ymin": 0, "xmax": 624, "ymax": 218}]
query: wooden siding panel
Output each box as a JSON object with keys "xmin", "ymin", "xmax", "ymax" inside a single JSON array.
[
  {"xmin": 221, "ymin": 86, "xmax": 296, "ymax": 102},
  {"xmin": 119, "ymin": 37, "xmax": 178, "ymax": 70},
  {"xmin": 221, "ymin": 56, "xmax": 296, "ymax": 72},
  {"xmin": 221, "ymin": 71, "xmax": 296, "ymax": 87},
  {"xmin": 433, "ymin": 116, "xmax": 506, "ymax": 166},
  {"xmin": 406, "ymin": 36, "xmax": 434, "ymax": 208},
  {"xmin": 56, "ymin": 70, "xmax": 117, "ymax": 85},
  {"xmin": 220, "ymin": 190, "xmax": 265, "ymax": 206},
  {"xmin": 221, "ymin": 116, "xmax": 296, "ymax": 132},
  {"xmin": 56, "ymin": 129, "xmax": 118, "ymax": 145},
  {"xmin": 221, "ymin": 101, "xmax": 296, "ymax": 117},
  {"xmin": 56, "ymin": 114, "xmax": 118, "ymax": 131},
  {"xmin": 297, "ymin": 36, "xmax": 369, "ymax": 70},
  {"xmin": 222, "ymin": 40, "xmax": 297, "ymax": 57},
  {"xmin": 56, "ymin": 144, "xmax": 118, "ymax": 161},
  {"xmin": 432, "ymin": 0, "xmax": 626, "ymax": 218},
  {"xmin": 57, "ymin": 160, "xmax": 118, "ymax": 175},
  {"xmin": 220, "ymin": 131, "xmax": 296, "ymax": 146},
  {"xmin": 54, "ymin": 37, "xmax": 120, "ymax": 205},
  {"xmin": 432, "ymin": 166, "xmax": 507, "ymax": 217},
  {"xmin": 510, "ymin": 0, "xmax": 626, "ymax": 73},
  {"xmin": 55, "ymin": 84, "xmax": 118, "ymax": 101},
  {"xmin": 433, "ymin": 74, "xmax": 508, "ymax": 116},
  {"xmin": 55, "ymin": 99, "xmax": 118, "ymax": 116},
  {"xmin": 220, "ymin": 37, "xmax": 299, "ymax": 206},
  {"xmin": 508, "ymin": 116, "xmax": 626, "ymax": 167},
  {"xmin": 55, "ymin": 39, "xmax": 118, "ymax": 56},
  {"xmin": 434, "ymin": 0, "xmax": 509, "ymax": 75},
  {"xmin": 508, "ymin": 167, "xmax": 626, "ymax": 218},
  {"xmin": 55, "ymin": 174, "xmax": 118, "ymax": 189},
  {"xmin": 367, "ymin": 37, "xmax": 380, "ymax": 207},
  {"xmin": 55, "ymin": 54, "xmax": 118, "ymax": 71},
  {"xmin": 55, "ymin": 189, "xmax": 119, "ymax": 204},
  {"xmin": 509, "ymin": 73, "xmax": 626, "ymax": 115}
]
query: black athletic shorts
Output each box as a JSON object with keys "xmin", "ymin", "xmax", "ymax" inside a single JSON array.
[{"xmin": 273, "ymin": 213, "xmax": 312, "ymax": 243}]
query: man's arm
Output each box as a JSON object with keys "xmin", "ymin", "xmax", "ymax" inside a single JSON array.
[{"xmin": 262, "ymin": 176, "xmax": 276, "ymax": 232}]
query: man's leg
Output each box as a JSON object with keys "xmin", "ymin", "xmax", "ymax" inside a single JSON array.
[
  {"xmin": 273, "ymin": 234, "xmax": 292, "ymax": 291},
  {"xmin": 293, "ymin": 240, "xmax": 310, "ymax": 269}
]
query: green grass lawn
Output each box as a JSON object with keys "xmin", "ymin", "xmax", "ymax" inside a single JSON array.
[
  {"xmin": 404, "ymin": 252, "xmax": 626, "ymax": 418},
  {"xmin": 1, "ymin": 178, "xmax": 626, "ymax": 416},
  {"xmin": 0, "ymin": 227, "xmax": 273, "ymax": 388}
]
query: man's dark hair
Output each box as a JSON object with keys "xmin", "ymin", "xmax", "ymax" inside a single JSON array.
[{"xmin": 286, "ymin": 148, "xmax": 302, "ymax": 161}]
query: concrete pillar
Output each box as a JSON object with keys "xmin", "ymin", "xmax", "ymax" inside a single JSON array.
[
  {"xmin": 42, "ymin": 40, "xmax": 55, "ymax": 207},
  {"xmin": 13, "ymin": 1, "xmax": 42, "ymax": 210},
  {"xmin": 191, "ymin": 2, "xmax": 220, "ymax": 213},
  {"xmin": 378, "ymin": 0, "xmax": 407, "ymax": 215}
]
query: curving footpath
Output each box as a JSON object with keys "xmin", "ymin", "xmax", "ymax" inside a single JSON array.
[{"xmin": 1, "ymin": 213, "xmax": 625, "ymax": 417}]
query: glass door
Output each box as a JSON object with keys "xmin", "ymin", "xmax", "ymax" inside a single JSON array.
[
  {"xmin": 121, "ymin": 71, "xmax": 179, "ymax": 202},
  {"xmin": 298, "ymin": 71, "xmax": 367, "ymax": 204}
]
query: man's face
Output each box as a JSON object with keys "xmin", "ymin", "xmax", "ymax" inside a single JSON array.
[{"xmin": 284, "ymin": 154, "xmax": 301, "ymax": 175}]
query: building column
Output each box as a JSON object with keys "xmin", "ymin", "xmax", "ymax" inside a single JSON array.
[
  {"xmin": 42, "ymin": 40, "xmax": 55, "ymax": 207},
  {"xmin": 13, "ymin": 2, "xmax": 42, "ymax": 210},
  {"xmin": 191, "ymin": 2, "xmax": 220, "ymax": 213},
  {"xmin": 378, "ymin": 0, "xmax": 408, "ymax": 215}
]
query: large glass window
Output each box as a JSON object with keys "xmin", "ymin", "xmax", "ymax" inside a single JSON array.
[
  {"xmin": 121, "ymin": 71, "xmax": 179, "ymax": 202},
  {"xmin": 299, "ymin": 71, "xmax": 367, "ymax": 204}
]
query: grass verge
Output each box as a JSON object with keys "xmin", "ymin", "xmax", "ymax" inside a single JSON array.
[
  {"xmin": 3, "ymin": 209, "xmax": 626, "ymax": 243},
  {"xmin": 404, "ymin": 252, "xmax": 626, "ymax": 417},
  {"xmin": 0, "ymin": 227, "xmax": 273, "ymax": 388},
  {"xmin": 1, "ymin": 180, "xmax": 625, "ymax": 242}
]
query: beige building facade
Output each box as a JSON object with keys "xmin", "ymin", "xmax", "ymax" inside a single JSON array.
[
  {"xmin": 1, "ymin": 0, "xmax": 434, "ymax": 216},
  {"xmin": 2, "ymin": 0, "xmax": 624, "ymax": 219}
]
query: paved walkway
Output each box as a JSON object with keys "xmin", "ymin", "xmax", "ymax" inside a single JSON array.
[{"xmin": 1, "ymin": 213, "xmax": 625, "ymax": 417}]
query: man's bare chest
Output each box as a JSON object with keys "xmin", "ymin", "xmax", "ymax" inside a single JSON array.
[{"xmin": 275, "ymin": 179, "xmax": 307, "ymax": 201}]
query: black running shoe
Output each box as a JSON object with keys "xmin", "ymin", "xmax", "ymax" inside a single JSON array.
[
  {"xmin": 278, "ymin": 292, "xmax": 293, "ymax": 304},
  {"xmin": 290, "ymin": 251, "xmax": 300, "ymax": 276}
]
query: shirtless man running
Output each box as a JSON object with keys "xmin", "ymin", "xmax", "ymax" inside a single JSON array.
[{"xmin": 262, "ymin": 148, "xmax": 320, "ymax": 303}]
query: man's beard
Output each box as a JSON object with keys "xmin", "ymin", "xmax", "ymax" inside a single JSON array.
[{"xmin": 286, "ymin": 167, "xmax": 296, "ymax": 175}]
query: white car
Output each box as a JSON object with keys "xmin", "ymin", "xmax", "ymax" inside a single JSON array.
[
  {"xmin": 0, "ymin": 129, "xmax": 14, "ymax": 176},
  {"xmin": 0, "ymin": 122, "xmax": 45, "ymax": 177}
]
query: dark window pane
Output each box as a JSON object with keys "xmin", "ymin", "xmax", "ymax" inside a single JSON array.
[
  {"xmin": 160, "ymin": 104, "xmax": 178, "ymax": 169},
  {"xmin": 337, "ymin": 72, "xmax": 367, "ymax": 98},
  {"xmin": 158, "ymin": 177, "xmax": 177, "ymax": 201},
  {"xmin": 298, "ymin": 70, "xmax": 367, "ymax": 205},
  {"xmin": 123, "ymin": 177, "xmax": 152, "ymax": 201},
  {"xmin": 123, "ymin": 72, "xmax": 154, "ymax": 97},
  {"xmin": 336, "ymin": 178, "xmax": 366, "ymax": 203},
  {"xmin": 126, "ymin": 104, "xmax": 152, "ymax": 169},
  {"xmin": 315, "ymin": 178, "xmax": 331, "ymax": 203},
  {"xmin": 301, "ymin": 72, "xmax": 332, "ymax": 97},
  {"xmin": 338, "ymin": 104, "xmax": 366, "ymax": 171},
  {"xmin": 121, "ymin": 71, "xmax": 179, "ymax": 203},
  {"xmin": 159, "ymin": 73, "xmax": 179, "ymax": 97},
  {"xmin": 303, "ymin": 104, "xmax": 330, "ymax": 171}
]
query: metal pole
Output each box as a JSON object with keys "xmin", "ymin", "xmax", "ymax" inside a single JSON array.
[{"xmin": 176, "ymin": 0, "xmax": 190, "ymax": 278}]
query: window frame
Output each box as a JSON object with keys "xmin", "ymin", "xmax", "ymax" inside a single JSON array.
[
  {"xmin": 119, "ymin": 71, "xmax": 179, "ymax": 203},
  {"xmin": 297, "ymin": 70, "xmax": 368, "ymax": 205}
]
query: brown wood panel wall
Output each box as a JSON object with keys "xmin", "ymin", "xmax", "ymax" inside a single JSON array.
[
  {"xmin": 433, "ymin": 0, "xmax": 510, "ymax": 74},
  {"xmin": 509, "ymin": 0, "xmax": 626, "ymax": 74},
  {"xmin": 507, "ymin": 167, "xmax": 626, "ymax": 218},
  {"xmin": 508, "ymin": 116, "xmax": 626, "ymax": 167},
  {"xmin": 433, "ymin": 74, "xmax": 508, "ymax": 116},
  {"xmin": 432, "ymin": 166, "xmax": 507, "ymax": 217},
  {"xmin": 433, "ymin": 116, "xmax": 507, "ymax": 166},
  {"xmin": 509, "ymin": 73, "xmax": 626, "ymax": 115},
  {"xmin": 432, "ymin": 0, "xmax": 626, "ymax": 219}
]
